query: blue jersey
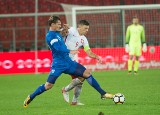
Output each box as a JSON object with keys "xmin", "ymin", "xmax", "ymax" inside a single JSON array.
[
  {"xmin": 46, "ymin": 30, "xmax": 86, "ymax": 84},
  {"xmin": 46, "ymin": 30, "xmax": 72, "ymax": 66}
]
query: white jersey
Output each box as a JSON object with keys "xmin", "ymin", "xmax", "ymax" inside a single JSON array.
[{"xmin": 64, "ymin": 27, "xmax": 90, "ymax": 60}]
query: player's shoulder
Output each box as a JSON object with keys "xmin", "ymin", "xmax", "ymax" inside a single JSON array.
[
  {"xmin": 81, "ymin": 36, "xmax": 89, "ymax": 45},
  {"xmin": 127, "ymin": 24, "xmax": 133, "ymax": 28},
  {"xmin": 46, "ymin": 31, "xmax": 53, "ymax": 39},
  {"xmin": 46, "ymin": 31, "xmax": 59, "ymax": 40},
  {"xmin": 69, "ymin": 27, "xmax": 77, "ymax": 33},
  {"xmin": 138, "ymin": 24, "xmax": 144, "ymax": 28},
  {"xmin": 46, "ymin": 31, "xmax": 56, "ymax": 36},
  {"xmin": 81, "ymin": 35, "xmax": 88, "ymax": 41}
]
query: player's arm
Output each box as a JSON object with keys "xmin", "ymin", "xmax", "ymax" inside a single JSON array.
[
  {"xmin": 141, "ymin": 26, "xmax": 146, "ymax": 43},
  {"xmin": 141, "ymin": 26, "xmax": 147, "ymax": 52},
  {"xmin": 84, "ymin": 46, "xmax": 102, "ymax": 63},
  {"xmin": 50, "ymin": 38, "xmax": 69, "ymax": 53},
  {"xmin": 50, "ymin": 38, "xmax": 78, "ymax": 54},
  {"xmin": 125, "ymin": 26, "xmax": 130, "ymax": 44},
  {"xmin": 125, "ymin": 26, "xmax": 130, "ymax": 53}
]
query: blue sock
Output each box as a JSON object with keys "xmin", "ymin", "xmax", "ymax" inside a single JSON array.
[
  {"xmin": 86, "ymin": 75, "xmax": 106, "ymax": 95},
  {"xmin": 30, "ymin": 84, "xmax": 46, "ymax": 100}
]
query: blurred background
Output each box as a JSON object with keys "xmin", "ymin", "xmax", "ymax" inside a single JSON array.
[
  {"xmin": 0, "ymin": 0, "xmax": 160, "ymax": 74},
  {"xmin": 0, "ymin": 0, "xmax": 160, "ymax": 51}
]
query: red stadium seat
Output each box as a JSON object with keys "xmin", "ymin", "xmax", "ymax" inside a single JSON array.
[
  {"xmin": 0, "ymin": 30, "xmax": 13, "ymax": 51},
  {"xmin": 14, "ymin": 17, "xmax": 26, "ymax": 27},
  {"xmin": 135, "ymin": 0, "xmax": 145, "ymax": 4},
  {"xmin": 123, "ymin": 0, "xmax": 134, "ymax": 5},
  {"xmin": 25, "ymin": 17, "xmax": 35, "ymax": 27},
  {"xmin": 0, "ymin": 6, "xmax": 8, "ymax": 14},
  {"xmin": 0, "ymin": 0, "xmax": 159, "ymax": 51},
  {"xmin": 38, "ymin": 16, "xmax": 48, "ymax": 26},
  {"xmin": 103, "ymin": 0, "xmax": 113, "ymax": 5},
  {"xmin": 156, "ymin": 0, "xmax": 160, "ymax": 3},
  {"xmin": 146, "ymin": 0, "xmax": 155, "ymax": 4}
]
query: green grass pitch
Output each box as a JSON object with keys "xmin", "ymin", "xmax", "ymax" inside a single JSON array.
[{"xmin": 0, "ymin": 69, "xmax": 160, "ymax": 115}]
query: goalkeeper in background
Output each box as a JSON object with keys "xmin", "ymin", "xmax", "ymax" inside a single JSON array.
[{"xmin": 125, "ymin": 16, "xmax": 147, "ymax": 74}]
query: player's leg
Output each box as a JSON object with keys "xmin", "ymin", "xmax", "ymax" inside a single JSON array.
[
  {"xmin": 62, "ymin": 76, "xmax": 81, "ymax": 103},
  {"xmin": 71, "ymin": 77, "xmax": 84, "ymax": 105},
  {"xmin": 134, "ymin": 56, "xmax": 139, "ymax": 74},
  {"xmin": 134, "ymin": 46, "xmax": 141, "ymax": 74},
  {"xmin": 83, "ymin": 69, "xmax": 114, "ymax": 99},
  {"xmin": 67, "ymin": 62, "xmax": 114, "ymax": 99},
  {"xmin": 23, "ymin": 69, "xmax": 61, "ymax": 108},
  {"xmin": 128, "ymin": 46, "xmax": 134, "ymax": 74},
  {"xmin": 24, "ymin": 82, "xmax": 53, "ymax": 108},
  {"xmin": 63, "ymin": 75, "xmax": 84, "ymax": 92},
  {"xmin": 128, "ymin": 55, "xmax": 133, "ymax": 74},
  {"xmin": 62, "ymin": 75, "xmax": 84, "ymax": 104},
  {"xmin": 71, "ymin": 83, "xmax": 84, "ymax": 105}
]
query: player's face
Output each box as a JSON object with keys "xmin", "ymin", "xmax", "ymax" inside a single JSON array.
[
  {"xmin": 132, "ymin": 18, "xmax": 139, "ymax": 25},
  {"xmin": 79, "ymin": 25, "xmax": 89, "ymax": 35},
  {"xmin": 54, "ymin": 20, "xmax": 62, "ymax": 31}
]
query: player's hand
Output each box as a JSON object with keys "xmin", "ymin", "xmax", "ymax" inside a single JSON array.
[
  {"xmin": 60, "ymin": 24, "xmax": 69, "ymax": 37},
  {"xmin": 63, "ymin": 24, "xmax": 69, "ymax": 29},
  {"xmin": 96, "ymin": 56, "xmax": 102, "ymax": 63},
  {"xmin": 125, "ymin": 44, "xmax": 129, "ymax": 53},
  {"xmin": 142, "ymin": 43, "xmax": 147, "ymax": 52},
  {"xmin": 60, "ymin": 29, "xmax": 69, "ymax": 37},
  {"xmin": 70, "ymin": 50, "xmax": 79, "ymax": 54}
]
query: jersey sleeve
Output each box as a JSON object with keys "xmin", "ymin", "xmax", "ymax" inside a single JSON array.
[
  {"xmin": 82, "ymin": 37, "xmax": 90, "ymax": 52},
  {"xmin": 125, "ymin": 26, "xmax": 130, "ymax": 44},
  {"xmin": 68, "ymin": 27, "xmax": 75, "ymax": 34},
  {"xmin": 49, "ymin": 35, "xmax": 70, "ymax": 53},
  {"xmin": 141, "ymin": 26, "xmax": 146, "ymax": 43}
]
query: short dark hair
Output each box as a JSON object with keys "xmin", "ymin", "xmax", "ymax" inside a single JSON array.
[
  {"xmin": 78, "ymin": 20, "xmax": 89, "ymax": 26},
  {"xmin": 132, "ymin": 16, "xmax": 138, "ymax": 19},
  {"xmin": 48, "ymin": 15, "xmax": 60, "ymax": 26}
]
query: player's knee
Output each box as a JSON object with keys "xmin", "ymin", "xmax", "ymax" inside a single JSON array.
[
  {"xmin": 83, "ymin": 69, "xmax": 91, "ymax": 78},
  {"xmin": 78, "ymin": 77, "xmax": 85, "ymax": 82},
  {"xmin": 45, "ymin": 82, "xmax": 53, "ymax": 90}
]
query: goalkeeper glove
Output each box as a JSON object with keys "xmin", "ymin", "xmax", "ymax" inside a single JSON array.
[
  {"xmin": 125, "ymin": 44, "xmax": 129, "ymax": 53},
  {"xmin": 142, "ymin": 43, "xmax": 147, "ymax": 52}
]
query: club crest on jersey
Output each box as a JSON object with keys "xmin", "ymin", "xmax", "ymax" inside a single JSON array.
[
  {"xmin": 81, "ymin": 39, "xmax": 84, "ymax": 44},
  {"xmin": 51, "ymin": 69, "xmax": 55, "ymax": 73}
]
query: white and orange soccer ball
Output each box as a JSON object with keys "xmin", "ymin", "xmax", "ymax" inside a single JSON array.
[{"xmin": 113, "ymin": 93, "xmax": 125, "ymax": 104}]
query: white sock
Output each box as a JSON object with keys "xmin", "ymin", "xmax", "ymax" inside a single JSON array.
[
  {"xmin": 64, "ymin": 78, "xmax": 81, "ymax": 92},
  {"xmin": 72, "ymin": 84, "xmax": 82, "ymax": 102}
]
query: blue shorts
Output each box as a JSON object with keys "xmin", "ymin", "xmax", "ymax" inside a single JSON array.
[{"xmin": 47, "ymin": 61, "xmax": 86, "ymax": 84}]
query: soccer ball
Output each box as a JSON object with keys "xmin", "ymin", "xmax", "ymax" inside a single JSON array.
[{"xmin": 113, "ymin": 93, "xmax": 125, "ymax": 104}]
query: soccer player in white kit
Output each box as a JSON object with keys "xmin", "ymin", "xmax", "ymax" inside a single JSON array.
[{"xmin": 61, "ymin": 20, "xmax": 102, "ymax": 105}]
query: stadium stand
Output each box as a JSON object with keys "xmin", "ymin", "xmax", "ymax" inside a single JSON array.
[{"xmin": 0, "ymin": 0, "xmax": 159, "ymax": 51}]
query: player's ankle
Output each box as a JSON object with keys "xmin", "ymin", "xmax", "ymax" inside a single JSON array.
[{"xmin": 134, "ymin": 71, "xmax": 138, "ymax": 74}]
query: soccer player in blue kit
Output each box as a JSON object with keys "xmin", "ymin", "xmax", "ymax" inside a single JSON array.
[{"xmin": 23, "ymin": 16, "xmax": 114, "ymax": 108}]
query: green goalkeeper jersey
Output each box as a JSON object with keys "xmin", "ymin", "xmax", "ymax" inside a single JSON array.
[{"xmin": 126, "ymin": 24, "xmax": 145, "ymax": 47}]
